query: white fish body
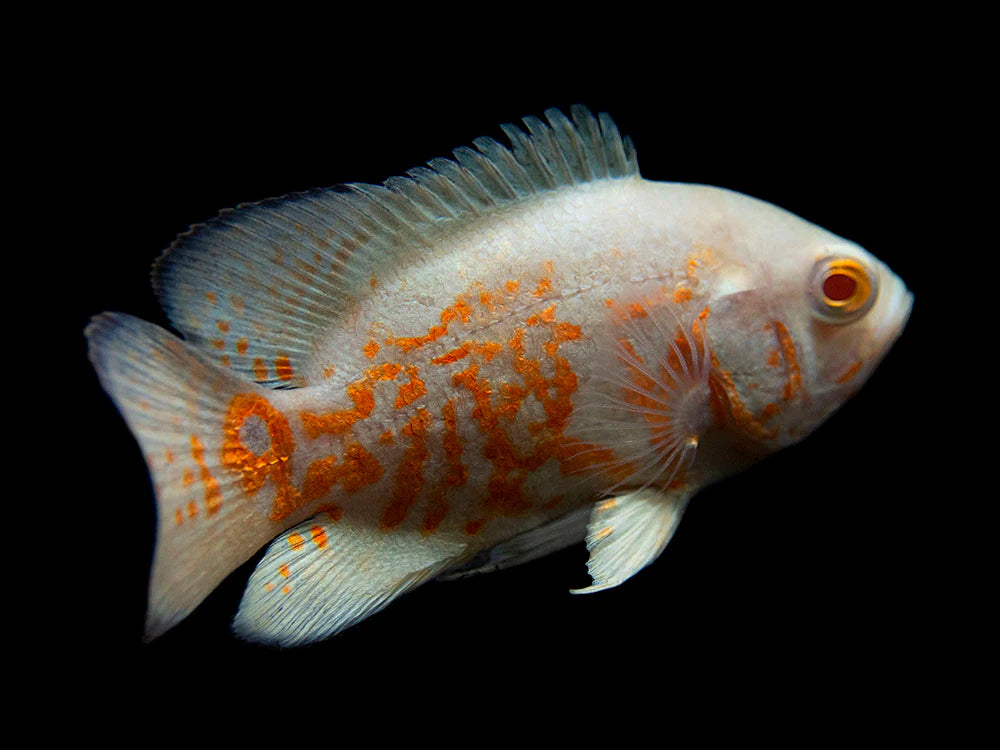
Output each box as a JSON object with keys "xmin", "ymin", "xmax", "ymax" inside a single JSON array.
[{"xmin": 87, "ymin": 107, "xmax": 912, "ymax": 645}]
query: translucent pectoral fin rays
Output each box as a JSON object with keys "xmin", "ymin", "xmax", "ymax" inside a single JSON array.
[{"xmin": 571, "ymin": 488, "xmax": 690, "ymax": 594}]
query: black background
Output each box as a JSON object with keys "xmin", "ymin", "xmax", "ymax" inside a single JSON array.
[{"xmin": 63, "ymin": 48, "xmax": 960, "ymax": 722}]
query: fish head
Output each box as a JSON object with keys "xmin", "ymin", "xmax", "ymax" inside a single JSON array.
[{"xmin": 699, "ymin": 196, "xmax": 913, "ymax": 453}]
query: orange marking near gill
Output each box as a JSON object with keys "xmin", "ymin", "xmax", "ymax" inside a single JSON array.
[
  {"xmin": 708, "ymin": 351, "xmax": 779, "ymax": 440},
  {"xmin": 381, "ymin": 408, "xmax": 432, "ymax": 531},
  {"xmin": 770, "ymin": 321, "xmax": 803, "ymax": 402},
  {"xmin": 836, "ymin": 360, "xmax": 864, "ymax": 384},
  {"xmin": 190, "ymin": 435, "xmax": 222, "ymax": 515}
]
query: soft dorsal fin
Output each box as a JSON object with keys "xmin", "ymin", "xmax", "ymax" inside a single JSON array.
[{"xmin": 153, "ymin": 106, "xmax": 640, "ymax": 387}]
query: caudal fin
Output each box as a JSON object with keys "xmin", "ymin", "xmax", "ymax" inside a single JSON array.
[{"xmin": 87, "ymin": 313, "xmax": 272, "ymax": 640}]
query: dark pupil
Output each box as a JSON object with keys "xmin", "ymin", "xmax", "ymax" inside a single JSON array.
[{"xmin": 823, "ymin": 272, "xmax": 857, "ymax": 302}]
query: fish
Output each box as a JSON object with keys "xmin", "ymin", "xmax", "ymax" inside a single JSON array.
[{"xmin": 87, "ymin": 106, "xmax": 913, "ymax": 647}]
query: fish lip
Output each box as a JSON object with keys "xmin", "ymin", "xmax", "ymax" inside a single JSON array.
[{"xmin": 871, "ymin": 277, "xmax": 914, "ymax": 356}]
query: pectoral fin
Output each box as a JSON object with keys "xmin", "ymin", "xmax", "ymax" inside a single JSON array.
[{"xmin": 571, "ymin": 488, "xmax": 691, "ymax": 594}]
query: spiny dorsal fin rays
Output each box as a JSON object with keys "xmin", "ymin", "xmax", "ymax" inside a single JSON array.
[
  {"xmin": 154, "ymin": 106, "xmax": 639, "ymax": 389},
  {"xmin": 571, "ymin": 488, "xmax": 691, "ymax": 594}
]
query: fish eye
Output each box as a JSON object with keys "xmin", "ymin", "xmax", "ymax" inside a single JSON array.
[{"xmin": 809, "ymin": 256, "xmax": 878, "ymax": 324}]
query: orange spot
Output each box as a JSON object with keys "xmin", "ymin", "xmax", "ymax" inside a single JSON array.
[
  {"xmin": 217, "ymin": 320, "xmax": 230, "ymax": 333},
  {"xmin": 627, "ymin": 303, "xmax": 648, "ymax": 319},
  {"xmin": 432, "ymin": 347, "xmax": 470, "ymax": 365},
  {"xmin": 364, "ymin": 340, "xmax": 380, "ymax": 359},
  {"xmin": 370, "ymin": 276, "xmax": 378, "ymax": 288},
  {"xmin": 186, "ymin": 500, "xmax": 198, "ymax": 519},
  {"xmin": 253, "ymin": 358, "xmax": 267, "ymax": 382},
  {"xmin": 220, "ymin": 355, "xmax": 231, "ymax": 367},
  {"xmin": 190, "ymin": 435, "xmax": 222, "ymax": 515},
  {"xmin": 506, "ymin": 280, "xmax": 519, "ymax": 293},
  {"xmin": 164, "ymin": 449, "xmax": 175, "ymax": 464},
  {"xmin": 382, "ymin": 408, "xmax": 432, "ymax": 531},
  {"xmin": 673, "ymin": 287, "xmax": 693, "ymax": 304},
  {"xmin": 182, "ymin": 468, "xmax": 194, "ymax": 486},
  {"xmin": 322, "ymin": 365, "xmax": 335, "ymax": 379},
  {"xmin": 310, "ymin": 525, "xmax": 328, "ymax": 550},
  {"xmin": 275, "ymin": 356, "xmax": 294, "ymax": 381},
  {"xmin": 221, "ymin": 393, "xmax": 300, "ymax": 521},
  {"xmin": 279, "ymin": 564, "xmax": 290, "ymax": 578},
  {"xmin": 211, "ymin": 339, "xmax": 225, "ymax": 350},
  {"xmin": 533, "ymin": 277, "xmax": 552, "ymax": 297},
  {"xmin": 264, "ymin": 582, "xmax": 275, "ymax": 592},
  {"xmin": 205, "ymin": 291, "xmax": 217, "ymax": 305},
  {"xmin": 281, "ymin": 585, "xmax": 291, "ymax": 595},
  {"xmin": 395, "ymin": 366, "xmax": 426, "ymax": 408},
  {"xmin": 288, "ymin": 533, "xmax": 305, "ymax": 551},
  {"xmin": 236, "ymin": 338, "xmax": 249, "ymax": 355},
  {"xmin": 604, "ymin": 298, "xmax": 614, "ymax": 307},
  {"xmin": 174, "ymin": 508, "xmax": 184, "ymax": 526}
]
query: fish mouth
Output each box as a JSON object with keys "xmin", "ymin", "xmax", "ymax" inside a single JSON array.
[{"xmin": 870, "ymin": 275, "xmax": 914, "ymax": 358}]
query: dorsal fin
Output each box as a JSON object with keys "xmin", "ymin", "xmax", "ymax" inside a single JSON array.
[{"xmin": 153, "ymin": 106, "xmax": 640, "ymax": 387}]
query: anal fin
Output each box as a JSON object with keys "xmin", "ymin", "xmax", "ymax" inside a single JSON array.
[
  {"xmin": 233, "ymin": 512, "xmax": 466, "ymax": 646},
  {"xmin": 571, "ymin": 488, "xmax": 690, "ymax": 594}
]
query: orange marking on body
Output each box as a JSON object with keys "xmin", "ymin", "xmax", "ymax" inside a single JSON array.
[
  {"xmin": 275, "ymin": 356, "xmax": 294, "ymax": 381},
  {"xmin": 310, "ymin": 525, "xmax": 328, "ymax": 549},
  {"xmin": 190, "ymin": 435, "xmax": 222, "ymax": 515},
  {"xmin": 221, "ymin": 393, "xmax": 300, "ymax": 520},
  {"xmin": 605, "ymin": 298, "xmax": 614, "ymax": 307},
  {"xmin": 432, "ymin": 346, "xmax": 470, "ymax": 365},
  {"xmin": 236, "ymin": 337, "xmax": 249, "ymax": 355},
  {"xmin": 771, "ymin": 321, "xmax": 803, "ymax": 402},
  {"xmin": 186, "ymin": 500, "xmax": 198, "ymax": 519},
  {"xmin": 395, "ymin": 366, "xmax": 427, "ymax": 408},
  {"xmin": 253, "ymin": 358, "xmax": 267, "ymax": 382},
  {"xmin": 364, "ymin": 339, "xmax": 380, "ymax": 359},
  {"xmin": 316, "ymin": 503, "xmax": 343, "ymax": 522},
  {"xmin": 506, "ymin": 280, "xmax": 520, "ymax": 294},
  {"xmin": 182, "ymin": 468, "xmax": 194, "ymax": 486},
  {"xmin": 382, "ymin": 408, "xmax": 432, "ymax": 531},
  {"xmin": 393, "ymin": 295, "xmax": 472, "ymax": 353},
  {"xmin": 302, "ymin": 443, "xmax": 383, "ymax": 501},
  {"xmin": 709, "ymin": 351, "xmax": 779, "ymax": 440},
  {"xmin": 627, "ymin": 303, "xmax": 648, "ymax": 319},
  {"xmin": 673, "ymin": 287, "xmax": 693, "ymax": 304},
  {"xmin": 322, "ymin": 365, "xmax": 335, "ymax": 379},
  {"xmin": 279, "ymin": 564, "xmax": 290, "ymax": 578},
  {"xmin": 217, "ymin": 320, "xmax": 230, "ymax": 333},
  {"xmin": 767, "ymin": 350, "xmax": 781, "ymax": 368},
  {"xmin": 301, "ymin": 381, "xmax": 375, "ymax": 438},
  {"xmin": 370, "ymin": 276, "xmax": 378, "ymax": 289},
  {"xmin": 837, "ymin": 360, "xmax": 864, "ymax": 384},
  {"xmin": 165, "ymin": 449, "xmax": 175, "ymax": 464},
  {"xmin": 533, "ymin": 277, "xmax": 552, "ymax": 297},
  {"xmin": 174, "ymin": 508, "xmax": 184, "ymax": 526}
]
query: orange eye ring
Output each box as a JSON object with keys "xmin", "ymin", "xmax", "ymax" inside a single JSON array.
[{"xmin": 809, "ymin": 257, "xmax": 877, "ymax": 324}]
